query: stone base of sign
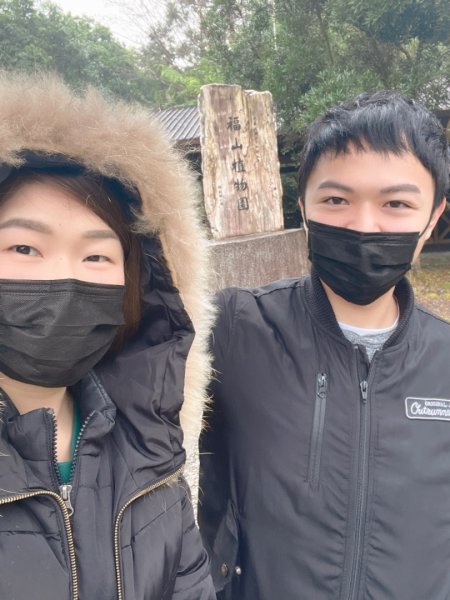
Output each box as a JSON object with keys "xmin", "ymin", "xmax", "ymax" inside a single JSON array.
[{"xmin": 209, "ymin": 228, "xmax": 309, "ymax": 291}]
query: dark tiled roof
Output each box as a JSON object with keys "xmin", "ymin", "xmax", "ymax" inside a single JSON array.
[{"xmin": 155, "ymin": 105, "xmax": 200, "ymax": 142}]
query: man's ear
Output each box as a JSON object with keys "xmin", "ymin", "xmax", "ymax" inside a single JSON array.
[{"xmin": 423, "ymin": 197, "xmax": 447, "ymax": 241}]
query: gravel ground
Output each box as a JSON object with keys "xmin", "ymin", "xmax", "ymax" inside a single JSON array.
[{"xmin": 409, "ymin": 250, "xmax": 450, "ymax": 321}]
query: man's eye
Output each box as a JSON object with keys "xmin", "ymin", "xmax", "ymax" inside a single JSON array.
[
  {"xmin": 325, "ymin": 197, "xmax": 347, "ymax": 205},
  {"xmin": 385, "ymin": 200, "xmax": 410, "ymax": 208},
  {"xmin": 84, "ymin": 255, "xmax": 109, "ymax": 263},
  {"xmin": 11, "ymin": 245, "xmax": 39, "ymax": 256}
]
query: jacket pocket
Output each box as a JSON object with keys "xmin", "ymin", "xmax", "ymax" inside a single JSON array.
[{"xmin": 307, "ymin": 372, "xmax": 328, "ymax": 488}]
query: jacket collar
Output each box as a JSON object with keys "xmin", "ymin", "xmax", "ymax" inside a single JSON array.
[
  {"xmin": 305, "ymin": 268, "xmax": 416, "ymax": 348},
  {"xmin": 0, "ymin": 374, "xmax": 116, "ymax": 496}
]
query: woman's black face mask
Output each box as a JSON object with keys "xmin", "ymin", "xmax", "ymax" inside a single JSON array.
[
  {"xmin": 0, "ymin": 278, "xmax": 124, "ymax": 387},
  {"xmin": 306, "ymin": 220, "xmax": 422, "ymax": 305}
]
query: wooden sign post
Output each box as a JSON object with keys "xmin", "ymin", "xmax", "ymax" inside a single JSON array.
[
  {"xmin": 199, "ymin": 83, "xmax": 309, "ymax": 290},
  {"xmin": 199, "ymin": 84, "xmax": 284, "ymax": 240}
]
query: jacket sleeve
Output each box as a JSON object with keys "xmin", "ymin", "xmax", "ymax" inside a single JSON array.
[
  {"xmin": 171, "ymin": 480, "xmax": 216, "ymax": 599},
  {"xmin": 198, "ymin": 290, "xmax": 241, "ymax": 598}
]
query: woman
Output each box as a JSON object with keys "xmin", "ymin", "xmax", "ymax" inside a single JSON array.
[{"xmin": 0, "ymin": 73, "xmax": 215, "ymax": 599}]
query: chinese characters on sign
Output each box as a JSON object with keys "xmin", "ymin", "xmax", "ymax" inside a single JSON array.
[
  {"xmin": 229, "ymin": 116, "xmax": 249, "ymax": 211},
  {"xmin": 199, "ymin": 84, "xmax": 283, "ymax": 239},
  {"xmin": 227, "ymin": 116, "xmax": 241, "ymax": 131},
  {"xmin": 232, "ymin": 158, "xmax": 245, "ymax": 173},
  {"xmin": 238, "ymin": 197, "xmax": 249, "ymax": 210}
]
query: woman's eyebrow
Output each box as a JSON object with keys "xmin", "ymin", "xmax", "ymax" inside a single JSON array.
[
  {"xmin": 0, "ymin": 217, "xmax": 51, "ymax": 233},
  {"xmin": 0, "ymin": 218, "xmax": 119, "ymax": 240},
  {"xmin": 82, "ymin": 230, "xmax": 119, "ymax": 241}
]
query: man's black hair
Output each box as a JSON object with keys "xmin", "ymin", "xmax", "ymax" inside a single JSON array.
[{"xmin": 298, "ymin": 90, "xmax": 449, "ymax": 209}]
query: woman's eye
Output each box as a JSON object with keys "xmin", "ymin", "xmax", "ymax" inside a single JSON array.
[
  {"xmin": 84, "ymin": 255, "xmax": 110, "ymax": 263},
  {"xmin": 11, "ymin": 245, "xmax": 40, "ymax": 256}
]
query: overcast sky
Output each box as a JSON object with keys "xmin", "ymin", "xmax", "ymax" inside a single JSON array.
[{"xmin": 50, "ymin": 0, "xmax": 156, "ymax": 47}]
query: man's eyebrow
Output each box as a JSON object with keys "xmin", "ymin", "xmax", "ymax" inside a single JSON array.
[
  {"xmin": 380, "ymin": 184, "xmax": 421, "ymax": 194},
  {"xmin": 316, "ymin": 181, "xmax": 422, "ymax": 194},
  {"xmin": 0, "ymin": 218, "xmax": 51, "ymax": 233},
  {"xmin": 317, "ymin": 180, "xmax": 354, "ymax": 193}
]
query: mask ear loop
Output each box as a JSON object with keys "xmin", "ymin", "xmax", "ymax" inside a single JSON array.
[{"xmin": 299, "ymin": 199, "xmax": 309, "ymax": 229}]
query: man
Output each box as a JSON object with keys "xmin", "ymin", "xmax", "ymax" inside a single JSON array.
[{"xmin": 198, "ymin": 91, "xmax": 449, "ymax": 599}]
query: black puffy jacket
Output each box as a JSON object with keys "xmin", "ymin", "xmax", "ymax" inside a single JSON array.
[
  {"xmin": 0, "ymin": 386, "xmax": 208, "ymax": 599},
  {"xmin": 199, "ymin": 272, "xmax": 450, "ymax": 600},
  {"xmin": 0, "ymin": 74, "xmax": 215, "ymax": 599}
]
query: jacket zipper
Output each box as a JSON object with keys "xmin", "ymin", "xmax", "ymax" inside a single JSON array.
[
  {"xmin": 307, "ymin": 373, "xmax": 328, "ymax": 488},
  {"xmin": 342, "ymin": 346, "xmax": 373, "ymax": 600},
  {"xmin": 69, "ymin": 411, "xmax": 95, "ymax": 483},
  {"xmin": 347, "ymin": 378, "xmax": 369, "ymax": 600},
  {"xmin": 0, "ymin": 490, "xmax": 78, "ymax": 599},
  {"xmin": 114, "ymin": 465, "xmax": 185, "ymax": 600},
  {"xmin": 51, "ymin": 408, "xmax": 95, "ymax": 516}
]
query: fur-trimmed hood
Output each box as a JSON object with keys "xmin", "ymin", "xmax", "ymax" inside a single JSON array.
[{"xmin": 0, "ymin": 72, "xmax": 214, "ymax": 480}]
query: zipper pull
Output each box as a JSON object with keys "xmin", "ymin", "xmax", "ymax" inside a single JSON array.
[
  {"xmin": 60, "ymin": 484, "xmax": 74, "ymax": 517},
  {"xmin": 317, "ymin": 373, "xmax": 328, "ymax": 397},
  {"xmin": 360, "ymin": 380, "xmax": 368, "ymax": 403}
]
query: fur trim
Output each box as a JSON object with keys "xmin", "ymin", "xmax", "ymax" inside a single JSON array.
[{"xmin": 0, "ymin": 72, "xmax": 215, "ymax": 483}]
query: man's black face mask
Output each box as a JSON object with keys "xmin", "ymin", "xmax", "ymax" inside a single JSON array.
[
  {"xmin": 307, "ymin": 220, "xmax": 421, "ymax": 305},
  {"xmin": 0, "ymin": 278, "xmax": 125, "ymax": 387}
]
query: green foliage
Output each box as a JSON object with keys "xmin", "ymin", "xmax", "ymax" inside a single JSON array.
[
  {"xmin": 140, "ymin": 0, "xmax": 450, "ymax": 129},
  {"xmin": 145, "ymin": 60, "xmax": 222, "ymax": 107},
  {"xmin": 281, "ymin": 172, "xmax": 302, "ymax": 228},
  {"xmin": 0, "ymin": 0, "xmax": 159, "ymax": 105},
  {"xmin": 2, "ymin": 0, "xmax": 448, "ymax": 123},
  {"xmin": 332, "ymin": 0, "xmax": 449, "ymax": 45},
  {"xmin": 293, "ymin": 68, "xmax": 381, "ymax": 131},
  {"xmin": 204, "ymin": 0, "xmax": 274, "ymax": 89}
]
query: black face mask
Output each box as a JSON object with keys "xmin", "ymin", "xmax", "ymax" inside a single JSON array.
[
  {"xmin": 0, "ymin": 278, "xmax": 125, "ymax": 387},
  {"xmin": 307, "ymin": 220, "xmax": 422, "ymax": 305}
]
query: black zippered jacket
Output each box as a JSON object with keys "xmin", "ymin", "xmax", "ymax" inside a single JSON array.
[
  {"xmin": 0, "ymin": 74, "xmax": 215, "ymax": 599},
  {"xmin": 199, "ymin": 272, "xmax": 450, "ymax": 599}
]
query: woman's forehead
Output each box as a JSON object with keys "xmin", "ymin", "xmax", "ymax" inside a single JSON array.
[{"xmin": 0, "ymin": 179, "xmax": 114, "ymax": 229}]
